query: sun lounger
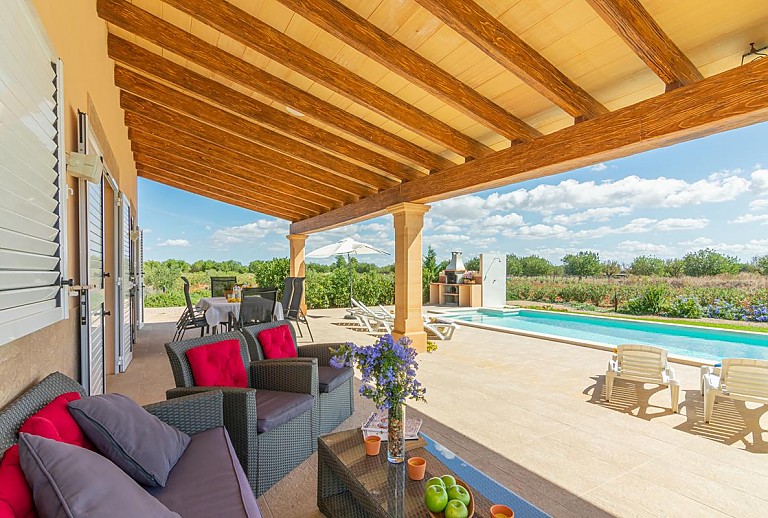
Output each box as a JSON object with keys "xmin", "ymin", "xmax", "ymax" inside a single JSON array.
[
  {"xmin": 702, "ymin": 358, "xmax": 768, "ymax": 423},
  {"xmin": 605, "ymin": 344, "xmax": 680, "ymax": 412}
]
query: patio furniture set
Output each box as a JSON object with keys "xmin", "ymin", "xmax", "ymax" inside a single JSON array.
[
  {"xmin": 173, "ymin": 275, "xmax": 312, "ymax": 341},
  {"xmin": 605, "ymin": 344, "xmax": 768, "ymax": 421}
]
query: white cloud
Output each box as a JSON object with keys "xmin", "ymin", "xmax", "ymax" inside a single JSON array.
[
  {"xmin": 591, "ymin": 163, "xmax": 608, "ymax": 171},
  {"xmin": 616, "ymin": 241, "xmax": 675, "ymax": 256},
  {"xmin": 729, "ymin": 214, "xmax": 768, "ymax": 225},
  {"xmin": 545, "ymin": 207, "xmax": 631, "ymax": 225},
  {"xmin": 679, "ymin": 237, "xmax": 713, "ymax": 246},
  {"xmin": 749, "ymin": 199, "xmax": 768, "ymax": 211},
  {"xmin": 709, "ymin": 239, "xmax": 768, "ymax": 257},
  {"xmin": 143, "ymin": 228, "xmax": 152, "ymax": 233},
  {"xmin": 751, "ymin": 169, "xmax": 768, "ymax": 193},
  {"xmin": 211, "ymin": 219, "xmax": 288, "ymax": 246},
  {"xmin": 485, "ymin": 213, "xmax": 524, "ymax": 227},
  {"xmin": 157, "ymin": 239, "xmax": 190, "ymax": 247},
  {"xmin": 654, "ymin": 218, "xmax": 709, "ymax": 231}
]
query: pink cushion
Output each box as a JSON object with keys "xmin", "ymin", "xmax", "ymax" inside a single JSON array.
[
  {"xmin": 258, "ymin": 325, "xmax": 297, "ymax": 359},
  {"xmin": 0, "ymin": 446, "xmax": 36, "ymax": 518},
  {"xmin": 19, "ymin": 392, "xmax": 94, "ymax": 451},
  {"xmin": 185, "ymin": 339, "xmax": 248, "ymax": 388}
]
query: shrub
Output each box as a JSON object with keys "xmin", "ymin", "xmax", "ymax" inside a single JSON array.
[
  {"xmin": 622, "ymin": 284, "xmax": 669, "ymax": 315},
  {"xmin": 664, "ymin": 296, "xmax": 703, "ymax": 318}
]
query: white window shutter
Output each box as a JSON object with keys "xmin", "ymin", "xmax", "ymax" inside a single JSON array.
[{"xmin": 0, "ymin": 0, "xmax": 67, "ymax": 346}]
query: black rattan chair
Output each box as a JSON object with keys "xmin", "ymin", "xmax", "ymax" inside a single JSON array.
[
  {"xmin": 282, "ymin": 277, "xmax": 313, "ymax": 341},
  {"xmin": 228, "ymin": 288, "xmax": 278, "ymax": 331},
  {"xmin": 243, "ymin": 320, "xmax": 353, "ymax": 435},
  {"xmin": 165, "ymin": 332, "xmax": 317, "ymax": 496},
  {"xmin": 210, "ymin": 276, "xmax": 237, "ymax": 298}
]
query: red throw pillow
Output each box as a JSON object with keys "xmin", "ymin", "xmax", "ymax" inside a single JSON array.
[
  {"xmin": 0, "ymin": 446, "xmax": 36, "ymax": 518},
  {"xmin": 258, "ymin": 325, "xmax": 297, "ymax": 359},
  {"xmin": 185, "ymin": 339, "xmax": 248, "ymax": 388},
  {"xmin": 19, "ymin": 392, "xmax": 94, "ymax": 451}
]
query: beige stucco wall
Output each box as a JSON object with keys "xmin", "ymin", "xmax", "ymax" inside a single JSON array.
[{"xmin": 0, "ymin": 0, "xmax": 136, "ymax": 406}]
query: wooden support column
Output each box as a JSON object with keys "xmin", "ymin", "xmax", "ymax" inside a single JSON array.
[
  {"xmin": 387, "ymin": 203, "xmax": 430, "ymax": 352},
  {"xmin": 287, "ymin": 233, "xmax": 308, "ymax": 314}
]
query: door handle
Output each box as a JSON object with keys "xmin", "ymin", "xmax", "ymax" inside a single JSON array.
[
  {"xmin": 103, "ymin": 272, "xmax": 111, "ymax": 278},
  {"xmin": 102, "ymin": 310, "xmax": 111, "ymax": 317}
]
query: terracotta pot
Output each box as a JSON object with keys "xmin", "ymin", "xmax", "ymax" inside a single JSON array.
[
  {"xmin": 407, "ymin": 456, "xmax": 426, "ymax": 480},
  {"xmin": 364, "ymin": 435, "xmax": 381, "ymax": 456},
  {"xmin": 490, "ymin": 504, "xmax": 514, "ymax": 517}
]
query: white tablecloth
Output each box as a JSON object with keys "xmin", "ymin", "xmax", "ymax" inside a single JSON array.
[{"xmin": 197, "ymin": 297, "xmax": 284, "ymax": 328}]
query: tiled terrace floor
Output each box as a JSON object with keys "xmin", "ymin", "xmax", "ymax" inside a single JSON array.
[{"xmin": 108, "ymin": 307, "xmax": 768, "ymax": 517}]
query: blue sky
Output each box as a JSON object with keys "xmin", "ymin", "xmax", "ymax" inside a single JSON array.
[{"xmin": 140, "ymin": 121, "xmax": 768, "ymax": 266}]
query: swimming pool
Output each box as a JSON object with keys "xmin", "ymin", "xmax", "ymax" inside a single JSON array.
[{"xmin": 443, "ymin": 309, "xmax": 768, "ymax": 362}]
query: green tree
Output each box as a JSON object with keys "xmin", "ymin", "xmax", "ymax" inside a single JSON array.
[
  {"xmin": 143, "ymin": 260, "xmax": 184, "ymax": 292},
  {"xmin": 755, "ymin": 255, "xmax": 768, "ymax": 275},
  {"xmin": 422, "ymin": 245, "xmax": 439, "ymax": 302},
  {"xmin": 190, "ymin": 259, "xmax": 218, "ymax": 272},
  {"xmin": 629, "ymin": 256, "xmax": 665, "ymax": 276},
  {"xmin": 506, "ymin": 254, "xmax": 522, "ymax": 276},
  {"xmin": 663, "ymin": 258, "xmax": 685, "ymax": 277},
  {"xmin": 218, "ymin": 259, "xmax": 245, "ymax": 273},
  {"xmin": 464, "ymin": 256, "xmax": 480, "ymax": 271},
  {"xmin": 562, "ymin": 251, "xmax": 602, "ymax": 278},
  {"xmin": 250, "ymin": 258, "xmax": 290, "ymax": 294},
  {"xmin": 519, "ymin": 255, "xmax": 553, "ymax": 276},
  {"xmin": 682, "ymin": 248, "xmax": 740, "ymax": 276},
  {"xmin": 602, "ymin": 260, "xmax": 621, "ymax": 278}
]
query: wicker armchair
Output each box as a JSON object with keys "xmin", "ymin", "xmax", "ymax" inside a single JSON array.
[
  {"xmin": 165, "ymin": 331, "xmax": 317, "ymax": 497},
  {"xmin": 242, "ymin": 320, "xmax": 354, "ymax": 436},
  {"xmin": 0, "ymin": 372, "xmax": 224, "ymax": 457}
]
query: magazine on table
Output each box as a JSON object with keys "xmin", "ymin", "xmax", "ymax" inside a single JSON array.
[{"xmin": 361, "ymin": 411, "xmax": 422, "ymax": 441}]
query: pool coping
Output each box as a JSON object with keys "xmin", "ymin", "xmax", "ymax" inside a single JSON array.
[{"xmin": 427, "ymin": 307, "xmax": 721, "ymax": 367}]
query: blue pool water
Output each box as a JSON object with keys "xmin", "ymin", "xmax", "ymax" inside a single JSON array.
[{"xmin": 446, "ymin": 309, "xmax": 768, "ymax": 361}]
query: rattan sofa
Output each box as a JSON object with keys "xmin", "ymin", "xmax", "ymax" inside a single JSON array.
[
  {"xmin": 0, "ymin": 372, "xmax": 260, "ymax": 517},
  {"xmin": 165, "ymin": 331, "xmax": 317, "ymax": 497},
  {"xmin": 242, "ymin": 320, "xmax": 354, "ymax": 435}
]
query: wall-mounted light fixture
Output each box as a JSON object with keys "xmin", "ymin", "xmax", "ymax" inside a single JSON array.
[{"xmin": 741, "ymin": 42, "xmax": 768, "ymax": 65}]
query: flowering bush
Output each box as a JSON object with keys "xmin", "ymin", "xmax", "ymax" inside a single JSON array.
[
  {"xmin": 705, "ymin": 299, "xmax": 768, "ymax": 322},
  {"xmin": 664, "ymin": 296, "xmax": 703, "ymax": 319},
  {"xmin": 330, "ymin": 334, "xmax": 426, "ymax": 410}
]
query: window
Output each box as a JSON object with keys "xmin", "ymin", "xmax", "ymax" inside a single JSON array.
[{"xmin": 0, "ymin": 0, "xmax": 67, "ymax": 346}]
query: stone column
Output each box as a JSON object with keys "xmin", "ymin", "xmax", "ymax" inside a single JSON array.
[
  {"xmin": 287, "ymin": 233, "xmax": 308, "ymax": 314},
  {"xmin": 386, "ymin": 202, "xmax": 430, "ymax": 352}
]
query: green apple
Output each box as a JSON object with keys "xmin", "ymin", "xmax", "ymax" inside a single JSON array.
[
  {"xmin": 424, "ymin": 485, "xmax": 449, "ymax": 513},
  {"xmin": 444, "ymin": 499, "xmax": 469, "ymax": 518},
  {"xmin": 440, "ymin": 474, "xmax": 456, "ymax": 488},
  {"xmin": 446, "ymin": 484, "xmax": 470, "ymax": 507},
  {"xmin": 425, "ymin": 477, "xmax": 445, "ymax": 490}
]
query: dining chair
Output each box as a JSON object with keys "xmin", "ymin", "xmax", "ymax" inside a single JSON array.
[
  {"xmin": 210, "ymin": 276, "xmax": 237, "ymax": 297},
  {"xmin": 282, "ymin": 277, "xmax": 313, "ymax": 341},
  {"xmin": 173, "ymin": 276, "xmax": 209, "ymax": 341},
  {"xmin": 229, "ymin": 288, "xmax": 278, "ymax": 331}
]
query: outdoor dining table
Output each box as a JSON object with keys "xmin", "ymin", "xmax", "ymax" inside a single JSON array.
[{"xmin": 196, "ymin": 296, "xmax": 284, "ymax": 329}]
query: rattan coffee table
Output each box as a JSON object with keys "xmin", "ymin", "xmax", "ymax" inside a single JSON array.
[{"xmin": 317, "ymin": 428, "xmax": 549, "ymax": 518}]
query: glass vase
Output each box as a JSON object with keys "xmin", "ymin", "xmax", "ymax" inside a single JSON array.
[{"xmin": 387, "ymin": 403, "xmax": 405, "ymax": 464}]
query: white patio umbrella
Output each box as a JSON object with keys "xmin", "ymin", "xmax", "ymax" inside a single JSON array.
[{"xmin": 306, "ymin": 237, "xmax": 390, "ymax": 310}]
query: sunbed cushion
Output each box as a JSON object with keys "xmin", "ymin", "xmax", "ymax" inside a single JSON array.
[
  {"xmin": 149, "ymin": 427, "xmax": 261, "ymax": 518},
  {"xmin": 257, "ymin": 324, "xmax": 297, "ymax": 359},
  {"xmin": 186, "ymin": 339, "xmax": 248, "ymax": 388},
  {"xmin": 19, "ymin": 392, "xmax": 93, "ymax": 450},
  {"xmin": 254, "ymin": 390, "xmax": 313, "ymax": 433},
  {"xmin": 317, "ymin": 366, "xmax": 354, "ymax": 393},
  {"xmin": 0, "ymin": 445, "xmax": 35, "ymax": 518},
  {"xmin": 18, "ymin": 434, "xmax": 180, "ymax": 518},
  {"xmin": 69, "ymin": 394, "xmax": 191, "ymax": 487}
]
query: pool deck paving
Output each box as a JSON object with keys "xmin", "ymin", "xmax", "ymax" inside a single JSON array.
[{"xmin": 109, "ymin": 307, "xmax": 768, "ymax": 517}]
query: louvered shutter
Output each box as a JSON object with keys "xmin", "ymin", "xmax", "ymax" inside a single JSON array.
[{"xmin": 0, "ymin": 0, "xmax": 67, "ymax": 346}]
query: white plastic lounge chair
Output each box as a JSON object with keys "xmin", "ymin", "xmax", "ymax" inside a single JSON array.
[
  {"xmin": 702, "ymin": 358, "xmax": 768, "ymax": 423},
  {"xmin": 350, "ymin": 299, "xmax": 392, "ymax": 332},
  {"xmin": 605, "ymin": 344, "xmax": 680, "ymax": 413},
  {"xmin": 423, "ymin": 316, "xmax": 459, "ymax": 340}
]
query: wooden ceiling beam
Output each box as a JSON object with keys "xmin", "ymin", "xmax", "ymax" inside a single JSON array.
[
  {"xmin": 128, "ymin": 134, "xmax": 336, "ymax": 214},
  {"xmin": 96, "ymin": 1, "xmax": 454, "ymax": 171},
  {"xmin": 119, "ymin": 89, "xmax": 378, "ymax": 198},
  {"xmin": 138, "ymin": 168, "xmax": 297, "ymax": 221},
  {"xmin": 137, "ymin": 165, "xmax": 303, "ymax": 221},
  {"xmin": 107, "ymin": 36, "xmax": 446, "ymax": 176},
  {"xmin": 275, "ymin": 0, "xmax": 540, "ymax": 141},
  {"xmin": 413, "ymin": 0, "xmax": 608, "ymax": 120},
  {"xmin": 115, "ymin": 67, "xmax": 394, "ymax": 192},
  {"xmin": 585, "ymin": 0, "xmax": 703, "ymax": 89},
  {"xmin": 291, "ymin": 56, "xmax": 768, "ymax": 234},
  {"xmin": 132, "ymin": 150, "xmax": 318, "ymax": 219}
]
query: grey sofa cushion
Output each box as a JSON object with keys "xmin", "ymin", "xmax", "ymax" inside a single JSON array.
[
  {"xmin": 18, "ymin": 433, "xmax": 180, "ymax": 518},
  {"xmin": 68, "ymin": 393, "xmax": 190, "ymax": 487},
  {"xmin": 149, "ymin": 427, "xmax": 261, "ymax": 518},
  {"xmin": 254, "ymin": 390, "xmax": 313, "ymax": 433},
  {"xmin": 317, "ymin": 366, "xmax": 353, "ymax": 393}
]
